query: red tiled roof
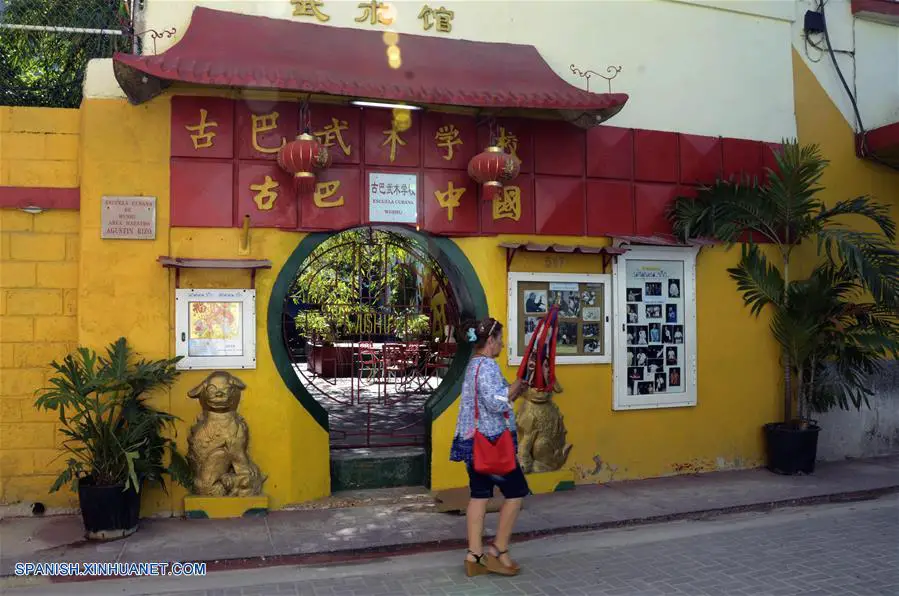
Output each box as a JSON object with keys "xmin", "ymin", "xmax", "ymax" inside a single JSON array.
[{"xmin": 113, "ymin": 7, "xmax": 628, "ymax": 124}]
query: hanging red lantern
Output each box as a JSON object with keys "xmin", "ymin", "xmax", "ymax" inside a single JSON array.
[
  {"xmin": 277, "ymin": 133, "xmax": 332, "ymax": 194},
  {"xmin": 467, "ymin": 145, "xmax": 521, "ymax": 201}
]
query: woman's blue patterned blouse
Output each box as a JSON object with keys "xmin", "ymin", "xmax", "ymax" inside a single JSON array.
[{"xmin": 449, "ymin": 355, "xmax": 517, "ymax": 465}]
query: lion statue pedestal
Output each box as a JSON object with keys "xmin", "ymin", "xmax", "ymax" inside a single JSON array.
[{"xmin": 182, "ymin": 371, "xmax": 269, "ymax": 519}]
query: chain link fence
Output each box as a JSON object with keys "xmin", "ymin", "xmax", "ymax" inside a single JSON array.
[{"xmin": 0, "ymin": 0, "xmax": 137, "ymax": 108}]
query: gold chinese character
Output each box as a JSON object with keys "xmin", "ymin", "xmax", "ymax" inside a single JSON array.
[
  {"xmin": 382, "ymin": 120, "xmax": 407, "ymax": 163},
  {"xmin": 434, "ymin": 181, "xmax": 466, "ymax": 221},
  {"xmin": 185, "ymin": 109, "xmax": 218, "ymax": 150},
  {"xmin": 418, "ymin": 5, "xmax": 454, "ymax": 33},
  {"xmin": 313, "ymin": 117, "xmax": 352, "ymax": 157},
  {"xmin": 251, "ymin": 112, "xmax": 286, "ymax": 154},
  {"xmin": 496, "ymin": 126, "xmax": 519, "ymax": 159},
  {"xmin": 314, "ymin": 180, "xmax": 345, "ymax": 208},
  {"xmin": 493, "ymin": 186, "xmax": 521, "ymax": 221},
  {"xmin": 291, "ymin": 0, "xmax": 329, "ymax": 21},
  {"xmin": 250, "ymin": 175, "xmax": 279, "ymax": 210},
  {"xmin": 435, "ymin": 124, "xmax": 463, "ymax": 161},
  {"xmin": 356, "ymin": 0, "xmax": 392, "ymax": 25}
]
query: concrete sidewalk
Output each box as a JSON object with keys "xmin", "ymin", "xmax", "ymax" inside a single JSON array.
[{"xmin": 1, "ymin": 456, "xmax": 897, "ymax": 578}]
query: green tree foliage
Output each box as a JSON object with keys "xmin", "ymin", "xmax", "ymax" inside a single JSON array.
[
  {"xmin": 290, "ymin": 229, "xmax": 435, "ymax": 343},
  {"xmin": 669, "ymin": 140, "xmax": 899, "ymax": 423},
  {"xmin": 0, "ymin": 0, "xmax": 132, "ymax": 108}
]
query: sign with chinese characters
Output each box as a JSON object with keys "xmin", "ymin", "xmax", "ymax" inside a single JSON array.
[
  {"xmin": 101, "ymin": 196, "xmax": 157, "ymax": 240},
  {"xmin": 290, "ymin": 1, "xmax": 456, "ymax": 33},
  {"xmin": 368, "ymin": 172, "xmax": 417, "ymax": 223}
]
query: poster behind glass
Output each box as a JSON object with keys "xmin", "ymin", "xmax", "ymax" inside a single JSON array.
[
  {"xmin": 519, "ymin": 282, "xmax": 605, "ymax": 356},
  {"xmin": 188, "ymin": 301, "xmax": 244, "ymax": 357},
  {"xmin": 624, "ymin": 260, "xmax": 684, "ymax": 397}
]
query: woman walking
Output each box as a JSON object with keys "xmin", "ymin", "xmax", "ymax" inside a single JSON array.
[{"xmin": 450, "ymin": 317, "xmax": 529, "ymax": 577}]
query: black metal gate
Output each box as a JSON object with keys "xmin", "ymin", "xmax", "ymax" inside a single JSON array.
[{"xmin": 282, "ymin": 228, "xmax": 461, "ymax": 449}]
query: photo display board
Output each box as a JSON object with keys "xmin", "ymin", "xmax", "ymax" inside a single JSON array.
[
  {"xmin": 613, "ymin": 247, "xmax": 697, "ymax": 409},
  {"xmin": 508, "ymin": 273, "xmax": 611, "ymax": 366}
]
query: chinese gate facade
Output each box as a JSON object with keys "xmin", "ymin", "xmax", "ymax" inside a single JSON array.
[{"xmin": 283, "ymin": 227, "xmax": 461, "ymax": 449}]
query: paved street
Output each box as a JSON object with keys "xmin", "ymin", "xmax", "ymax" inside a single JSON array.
[{"xmin": 5, "ymin": 495, "xmax": 896, "ymax": 596}]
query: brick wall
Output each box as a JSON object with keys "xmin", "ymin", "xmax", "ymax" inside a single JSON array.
[{"xmin": 0, "ymin": 106, "xmax": 81, "ymax": 507}]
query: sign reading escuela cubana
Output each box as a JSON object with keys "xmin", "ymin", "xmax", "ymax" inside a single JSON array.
[
  {"xmin": 368, "ymin": 173, "xmax": 418, "ymax": 224},
  {"xmin": 101, "ymin": 196, "xmax": 157, "ymax": 240}
]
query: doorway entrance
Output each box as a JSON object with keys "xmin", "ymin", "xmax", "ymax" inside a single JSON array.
[{"xmin": 281, "ymin": 227, "xmax": 463, "ymax": 489}]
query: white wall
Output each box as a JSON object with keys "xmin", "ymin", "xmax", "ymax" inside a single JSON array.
[
  {"xmin": 792, "ymin": 0, "xmax": 899, "ymax": 132},
  {"xmin": 119, "ymin": 0, "xmax": 797, "ymax": 142}
]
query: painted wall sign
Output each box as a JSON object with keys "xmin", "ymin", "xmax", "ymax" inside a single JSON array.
[
  {"xmin": 368, "ymin": 172, "xmax": 418, "ymax": 223},
  {"xmin": 101, "ymin": 196, "xmax": 157, "ymax": 239}
]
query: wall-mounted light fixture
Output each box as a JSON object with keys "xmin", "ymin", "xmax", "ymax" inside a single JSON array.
[
  {"xmin": 350, "ymin": 100, "xmax": 422, "ymax": 111},
  {"xmin": 19, "ymin": 206, "xmax": 44, "ymax": 214}
]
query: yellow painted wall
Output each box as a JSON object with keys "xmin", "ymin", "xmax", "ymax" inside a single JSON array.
[
  {"xmin": 0, "ymin": 107, "xmax": 81, "ymax": 507},
  {"xmin": 3, "ymin": 47, "xmax": 896, "ymax": 514}
]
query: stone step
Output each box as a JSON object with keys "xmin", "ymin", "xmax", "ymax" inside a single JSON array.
[
  {"xmin": 283, "ymin": 485, "xmax": 436, "ymax": 512},
  {"xmin": 329, "ymin": 447, "xmax": 426, "ymax": 492}
]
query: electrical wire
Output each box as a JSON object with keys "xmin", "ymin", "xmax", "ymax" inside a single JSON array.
[{"xmin": 817, "ymin": 0, "xmax": 898, "ymax": 171}]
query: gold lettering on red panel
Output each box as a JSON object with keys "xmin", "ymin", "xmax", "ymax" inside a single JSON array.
[
  {"xmin": 314, "ymin": 180, "xmax": 345, "ymax": 208},
  {"xmin": 291, "ymin": 0, "xmax": 329, "ymax": 21},
  {"xmin": 185, "ymin": 109, "xmax": 218, "ymax": 150},
  {"xmin": 493, "ymin": 186, "xmax": 521, "ymax": 221},
  {"xmin": 251, "ymin": 112, "xmax": 287, "ymax": 154},
  {"xmin": 313, "ymin": 118, "xmax": 352, "ymax": 157},
  {"xmin": 434, "ymin": 181, "xmax": 465, "ymax": 221},
  {"xmin": 251, "ymin": 176, "xmax": 280, "ymax": 210},
  {"xmin": 435, "ymin": 124, "xmax": 463, "ymax": 161}
]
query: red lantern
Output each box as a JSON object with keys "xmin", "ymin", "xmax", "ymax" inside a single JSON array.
[
  {"xmin": 277, "ymin": 133, "xmax": 332, "ymax": 194},
  {"xmin": 467, "ymin": 146, "xmax": 521, "ymax": 201}
]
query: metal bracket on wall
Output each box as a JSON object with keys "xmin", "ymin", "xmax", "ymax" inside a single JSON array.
[
  {"xmin": 157, "ymin": 256, "xmax": 273, "ymax": 289},
  {"xmin": 499, "ymin": 241, "xmax": 626, "ymax": 274}
]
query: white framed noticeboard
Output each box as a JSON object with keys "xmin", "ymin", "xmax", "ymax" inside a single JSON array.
[
  {"xmin": 175, "ymin": 289, "xmax": 256, "ymax": 370},
  {"xmin": 612, "ymin": 246, "xmax": 698, "ymax": 410}
]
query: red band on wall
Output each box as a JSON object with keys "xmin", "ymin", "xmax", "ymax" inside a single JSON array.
[{"xmin": 0, "ymin": 187, "xmax": 80, "ymax": 210}]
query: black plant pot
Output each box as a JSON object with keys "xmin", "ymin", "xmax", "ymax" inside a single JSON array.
[
  {"xmin": 77, "ymin": 475, "xmax": 141, "ymax": 540},
  {"xmin": 763, "ymin": 422, "xmax": 821, "ymax": 475}
]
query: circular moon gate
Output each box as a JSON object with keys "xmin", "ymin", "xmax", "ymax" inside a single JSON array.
[{"xmin": 282, "ymin": 228, "xmax": 462, "ymax": 449}]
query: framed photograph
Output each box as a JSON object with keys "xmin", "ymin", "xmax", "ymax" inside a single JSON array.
[
  {"xmin": 175, "ymin": 289, "xmax": 257, "ymax": 370},
  {"xmin": 508, "ymin": 272, "xmax": 612, "ymax": 365},
  {"xmin": 613, "ymin": 246, "xmax": 698, "ymax": 410}
]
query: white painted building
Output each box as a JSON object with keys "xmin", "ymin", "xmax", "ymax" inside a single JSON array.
[{"xmin": 94, "ymin": 0, "xmax": 896, "ymax": 147}]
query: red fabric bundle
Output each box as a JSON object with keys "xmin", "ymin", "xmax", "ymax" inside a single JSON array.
[{"xmin": 516, "ymin": 304, "xmax": 559, "ymax": 391}]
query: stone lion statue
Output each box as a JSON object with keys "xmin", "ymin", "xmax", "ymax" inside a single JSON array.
[{"xmin": 187, "ymin": 371, "xmax": 265, "ymax": 497}]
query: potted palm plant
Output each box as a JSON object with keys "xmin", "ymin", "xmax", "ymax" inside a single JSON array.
[
  {"xmin": 669, "ymin": 140, "xmax": 899, "ymax": 475},
  {"xmin": 34, "ymin": 337, "xmax": 192, "ymax": 539}
]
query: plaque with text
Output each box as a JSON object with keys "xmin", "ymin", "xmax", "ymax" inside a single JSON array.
[
  {"xmin": 368, "ymin": 172, "xmax": 418, "ymax": 224},
  {"xmin": 101, "ymin": 196, "xmax": 157, "ymax": 240}
]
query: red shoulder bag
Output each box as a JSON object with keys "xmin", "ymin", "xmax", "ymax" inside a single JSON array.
[{"xmin": 472, "ymin": 361, "xmax": 517, "ymax": 476}]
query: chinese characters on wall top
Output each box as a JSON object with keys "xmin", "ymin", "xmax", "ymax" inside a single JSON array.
[{"xmin": 291, "ymin": 1, "xmax": 456, "ymax": 33}]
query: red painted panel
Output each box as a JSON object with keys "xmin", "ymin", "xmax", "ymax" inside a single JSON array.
[
  {"xmin": 586, "ymin": 180, "xmax": 634, "ymax": 236},
  {"xmin": 236, "ymin": 101, "xmax": 298, "ymax": 161},
  {"xmin": 534, "ymin": 176, "xmax": 586, "ymax": 236},
  {"xmin": 422, "ymin": 170, "xmax": 479, "ymax": 235},
  {"xmin": 309, "ymin": 105, "xmax": 362, "ymax": 165},
  {"xmin": 762, "ymin": 142, "xmax": 783, "ymax": 177},
  {"xmin": 476, "ymin": 118, "xmax": 533, "ymax": 174},
  {"xmin": 422, "ymin": 112, "xmax": 477, "ymax": 170},
  {"xmin": 534, "ymin": 121, "xmax": 585, "ymax": 176},
  {"xmin": 0, "ymin": 187, "xmax": 79, "ymax": 210},
  {"xmin": 679, "ymin": 134, "xmax": 722, "ymax": 185},
  {"xmin": 236, "ymin": 161, "xmax": 297, "ymax": 228},
  {"xmin": 300, "ymin": 167, "xmax": 362, "ymax": 231},
  {"xmin": 363, "ymin": 109, "xmax": 420, "ymax": 167},
  {"xmin": 586, "ymin": 126, "xmax": 633, "ymax": 180},
  {"xmin": 480, "ymin": 176, "xmax": 535, "ymax": 235},
  {"xmin": 170, "ymin": 159, "xmax": 234, "ymax": 227},
  {"xmin": 634, "ymin": 130, "xmax": 678, "ymax": 183},
  {"xmin": 171, "ymin": 96, "xmax": 234, "ymax": 159},
  {"xmin": 722, "ymin": 138, "xmax": 763, "ymax": 182},
  {"xmin": 634, "ymin": 183, "xmax": 681, "ymax": 235}
]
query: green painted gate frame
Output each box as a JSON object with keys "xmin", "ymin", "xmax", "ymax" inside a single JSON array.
[{"xmin": 267, "ymin": 226, "xmax": 488, "ymax": 488}]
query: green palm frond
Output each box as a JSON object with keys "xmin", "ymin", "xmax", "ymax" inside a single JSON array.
[
  {"xmin": 727, "ymin": 244, "xmax": 785, "ymax": 317},
  {"xmin": 816, "ymin": 228, "xmax": 899, "ymax": 307},
  {"xmin": 816, "ymin": 196, "xmax": 897, "ymax": 242}
]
